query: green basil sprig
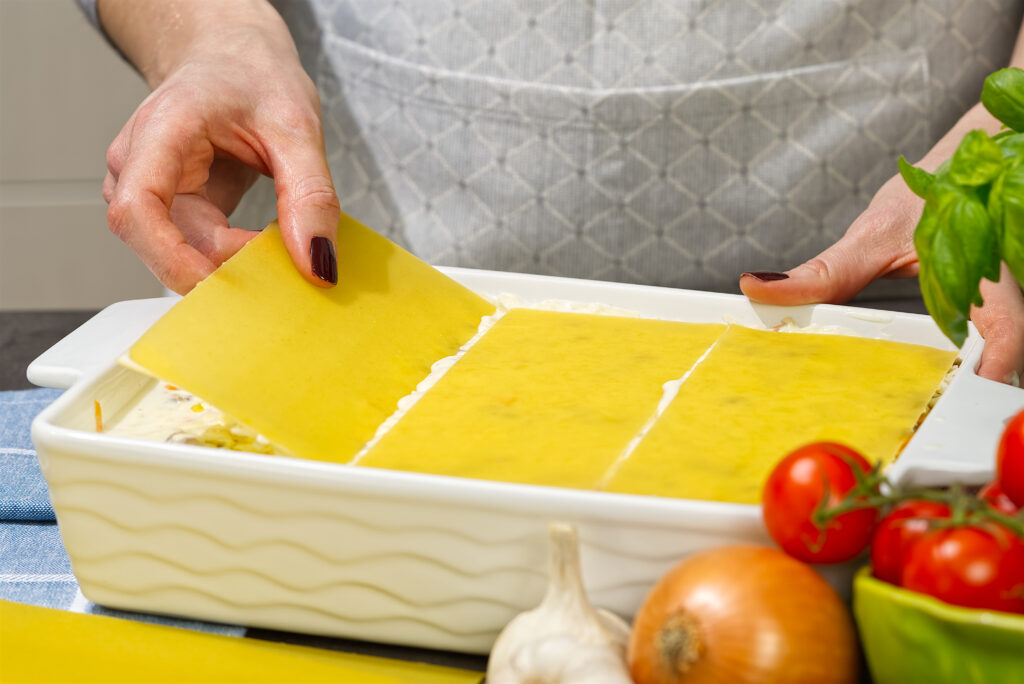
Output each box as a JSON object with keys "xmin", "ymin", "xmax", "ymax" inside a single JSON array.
[{"xmin": 900, "ymin": 67, "xmax": 1024, "ymax": 346}]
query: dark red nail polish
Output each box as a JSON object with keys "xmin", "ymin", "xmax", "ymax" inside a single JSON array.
[
  {"xmin": 310, "ymin": 236, "xmax": 337, "ymax": 285},
  {"xmin": 742, "ymin": 271, "xmax": 789, "ymax": 281}
]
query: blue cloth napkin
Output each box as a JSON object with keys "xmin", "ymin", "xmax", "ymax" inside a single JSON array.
[
  {"xmin": 0, "ymin": 520, "xmax": 244, "ymax": 635},
  {"xmin": 0, "ymin": 522, "xmax": 77, "ymax": 607},
  {"xmin": 0, "ymin": 388, "xmax": 245, "ymax": 633},
  {"xmin": 1, "ymin": 388, "xmax": 62, "ymax": 521}
]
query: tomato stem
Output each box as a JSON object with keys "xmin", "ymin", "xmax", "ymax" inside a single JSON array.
[{"xmin": 811, "ymin": 476, "xmax": 1024, "ymax": 538}]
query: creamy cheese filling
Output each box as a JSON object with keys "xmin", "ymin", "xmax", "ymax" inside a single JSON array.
[{"xmin": 110, "ymin": 382, "xmax": 281, "ymax": 454}]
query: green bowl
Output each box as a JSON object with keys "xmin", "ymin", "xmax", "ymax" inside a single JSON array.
[{"xmin": 853, "ymin": 567, "xmax": 1024, "ymax": 684}]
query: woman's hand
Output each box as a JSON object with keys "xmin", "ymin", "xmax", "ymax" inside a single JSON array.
[
  {"xmin": 98, "ymin": 0, "xmax": 339, "ymax": 293},
  {"xmin": 739, "ymin": 170, "xmax": 1024, "ymax": 385},
  {"xmin": 743, "ymin": 21, "xmax": 1024, "ymax": 386}
]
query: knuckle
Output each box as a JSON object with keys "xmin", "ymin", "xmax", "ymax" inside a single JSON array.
[
  {"xmin": 977, "ymin": 305, "xmax": 1023, "ymax": 339},
  {"xmin": 156, "ymin": 260, "xmax": 194, "ymax": 295},
  {"xmin": 275, "ymin": 101, "xmax": 323, "ymax": 139},
  {"xmin": 105, "ymin": 196, "xmax": 135, "ymax": 241},
  {"xmin": 846, "ymin": 208, "xmax": 894, "ymax": 242},
  {"xmin": 134, "ymin": 94, "xmax": 168, "ymax": 123},
  {"xmin": 296, "ymin": 75, "xmax": 321, "ymax": 109},
  {"xmin": 853, "ymin": 208, "xmax": 886, "ymax": 234},
  {"xmin": 801, "ymin": 257, "xmax": 833, "ymax": 282},
  {"xmin": 105, "ymin": 140, "xmax": 127, "ymax": 175},
  {"xmin": 853, "ymin": 205, "xmax": 916, "ymax": 245},
  {"xmin": 288, "ymin": 175, "xmax": 340, "ymax": 211},
  {"xmin": 101, "ymin": 176, "xmax": 115, "ymax": 204}
]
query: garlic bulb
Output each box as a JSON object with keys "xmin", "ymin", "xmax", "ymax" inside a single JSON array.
[{"xmin": 486, "ymin": 522, "xmax": 633, "ymax": 684}]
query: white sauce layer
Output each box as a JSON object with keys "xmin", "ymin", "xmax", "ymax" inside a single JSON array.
[{"xmin": 110, "ymin": 382, "xmax": 280, "ymax": 454}]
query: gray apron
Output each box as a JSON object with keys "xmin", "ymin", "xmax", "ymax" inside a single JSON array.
[{"xmin": 241, "ymin": 0, "xmax": 1023, "ymax": 303}]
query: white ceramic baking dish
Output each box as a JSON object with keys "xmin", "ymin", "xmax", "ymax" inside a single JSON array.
[{"xmin": 29, "ymin": 269, "xmax": 1024, "ymax": 654}]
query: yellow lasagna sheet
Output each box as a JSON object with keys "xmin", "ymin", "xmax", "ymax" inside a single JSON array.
[
  {"xmin": 0, "ymin": 599, "xmax": 482, "ymax": 684},
  {"xmin": 357, "ymin": 309, "xmax": 726, "ymax": 488},
  {"xmin": 604, "ymin": 325, "xmax": 956, "ymax": 503},
  {"xmin": 128, "ymin": 216, "xmax": 495, "ymax": 463}
]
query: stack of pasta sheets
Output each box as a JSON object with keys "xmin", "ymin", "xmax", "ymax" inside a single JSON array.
[{"xmin": 129, "ymin": 216, "xmax": 957, "ymax": 506}]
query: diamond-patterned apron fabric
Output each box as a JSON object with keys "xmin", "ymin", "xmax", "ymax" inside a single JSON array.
[{"xmin": 235, "ymin": 0, "xmax": 1023, "ymax": 301}]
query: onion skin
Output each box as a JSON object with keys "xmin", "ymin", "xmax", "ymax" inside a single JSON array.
[{"xmin": 628, "ymin": 545, "xmax": 858, "ymax": 684}]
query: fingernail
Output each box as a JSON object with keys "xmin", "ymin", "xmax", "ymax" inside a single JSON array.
[
  {"xmin": 742, "ymin": 271, "xmax": 789, "ymax": 281},
  {"xmin": 310, "ymin": 236, "xmax": 337, "ymax": 285},
  {"xmin": 1005, "ymin": 371, "xmax": 1021, "ymax": 388}
]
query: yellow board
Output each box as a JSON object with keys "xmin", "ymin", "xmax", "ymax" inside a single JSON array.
[
  {"xmin": 604, "ymin": 325, "xmax": 957, "ymax": 503},
  {"xmin": 0, "ymin": 599, "xmax": 482, "ymax": 684},
  {"xmin": 129, "ymin": 216, "xmax": 495, "ymax": 463},
  {"xmin": 358, "ymin": 309, "xmax": 726, "ymax": 488}
]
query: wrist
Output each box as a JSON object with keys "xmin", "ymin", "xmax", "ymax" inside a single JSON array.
[
  {"xmin": 97, "ymin": 0, "xmax": 295, "ymax": 88},
  {"xmin": 915, "ymin": 101, "xmax": 1006, "ymax": 173}
]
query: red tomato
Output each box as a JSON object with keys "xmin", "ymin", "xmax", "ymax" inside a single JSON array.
[
  {"xmin": 979, "ymin": 481, "xmax": 1020, "ymax": 516},
  {"xmin": 870, "ymin": 500, "xmax": 951, "ymax": 585},
  {"xmin": 762, "ymin": 442, "xmax": 879, "ymax": 564},
  {"xmin": 901, "ymin": 523, "xmax": 1024, "ymax": 614},
  {"xmin": 997, "ymin": 408, "xmax": 1024, "ymax": 507}
]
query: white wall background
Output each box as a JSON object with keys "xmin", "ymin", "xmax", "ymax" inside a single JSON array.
[{"xmin": 0, "ymin": 0, "xmax": 165, "ymax": 310}]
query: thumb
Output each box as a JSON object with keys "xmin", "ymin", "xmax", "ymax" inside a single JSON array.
[
  {"xmin": 972, "ymin": 263, "xmax": 1024, "ymax": 385},
  {"xmin": 270, "ymin": 142, "xmax": 341, "ymax": 287},
  {"xmin": 739, "ymin": 210, "xmax": 917, "ymax": 306}
]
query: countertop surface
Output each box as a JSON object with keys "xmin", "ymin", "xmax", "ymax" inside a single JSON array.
[{"xmin": 1, "ymin": 311, "xmax": 97, "ymax": 391}]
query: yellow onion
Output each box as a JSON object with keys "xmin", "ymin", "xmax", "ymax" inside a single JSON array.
[{"xmin": 628, "ymin": 545, "xmax": 857, "ymax": 684}]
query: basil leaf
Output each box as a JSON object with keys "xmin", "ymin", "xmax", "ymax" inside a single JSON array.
[
  {"xmin": 898, "ymin": 156, "xmax": 934, "ymax": 198},
  {"xmin": 996, "ymin": 163, "xmax": 1024, "ymax": 285},
  {"xmin": 948, "ymin": 130, "xmax": 1004, "ymax": 186},
  {"xmin": 996, "ymin": 132, "xmax": 1024, "ymax": 159},
  {"xmin": 982, "ymin": 67, "xmax": 1024, "ymax": 132},
  {"xmin": 929, "ymin": 192, "xmax": 975, "ymax": 312},
  {"xmin": 915, "ymin": 204, "xmax": 970, "ymax": 346},
  {"xmin": 919, "ymin": 261, "xmax": 969, "ymax": 346},
  {"xmin": 950, "ymin": 188, "xmax": 1000, "ymax": 300},
  {"xmin": 988, "ymin": 164, "xmax": 1006, "ymax": 235},
  {"xmin": 916, "ymin": 183, "xmax": 998, "ymax": 325}
]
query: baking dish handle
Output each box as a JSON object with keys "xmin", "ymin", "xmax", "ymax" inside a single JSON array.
[
  {"xmin": 27, "ymin": 297, "xmax": 178, "ymax": 390},
  {"xmin": 889, "ymin": 364, "xmax": 1024, "ymax": 487}
]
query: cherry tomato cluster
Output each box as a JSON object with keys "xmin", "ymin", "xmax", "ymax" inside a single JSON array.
[{"xmin": 762, "ymin": 407, "xmax": 1024, "ymax": 615}]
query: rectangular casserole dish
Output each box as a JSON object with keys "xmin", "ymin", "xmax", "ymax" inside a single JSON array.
[{"xmin": 30, "ymin": 269, "xmax": 1024, "ymax": 654}]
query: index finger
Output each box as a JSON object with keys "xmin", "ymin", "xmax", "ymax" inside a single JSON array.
[{"xmin": 107, "ymin": 119, "xmax": 218, "ymax": 294}]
